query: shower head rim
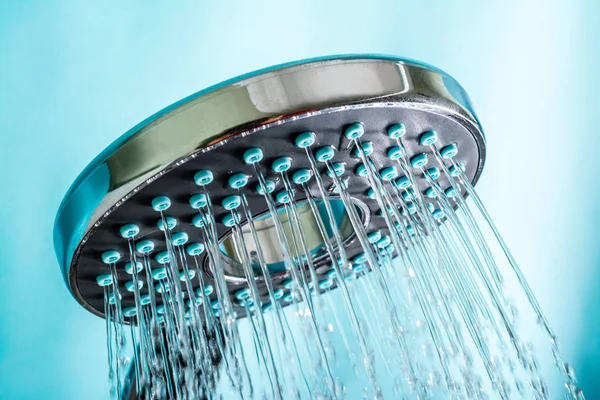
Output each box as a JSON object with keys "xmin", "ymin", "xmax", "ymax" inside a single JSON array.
[
  {"xmin": 65, "ymin": 100, "xmax": 484, "ymax": 320},
  {"xmin": 53, "ymin": 54, "xmax": 485, "ymax": 316}
]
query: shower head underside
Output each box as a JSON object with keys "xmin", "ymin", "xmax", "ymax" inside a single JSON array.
[{"xmin": 54, "ymin": 55, "xmax": 485, "ymax": 322}]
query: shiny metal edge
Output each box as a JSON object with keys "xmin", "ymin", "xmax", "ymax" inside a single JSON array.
[{"xmin": 53, "ymin": 54, "xmax": 485, "ymax": 310}]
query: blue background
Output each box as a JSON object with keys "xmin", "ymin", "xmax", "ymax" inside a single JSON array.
[{"xmin": 1, "ymin": 1, "xmax": 599, "ymax": 398}]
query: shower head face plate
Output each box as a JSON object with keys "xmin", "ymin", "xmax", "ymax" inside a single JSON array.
[{"xmin": 54, "ymin": 55, "xmax": 485, "ymax": 321}]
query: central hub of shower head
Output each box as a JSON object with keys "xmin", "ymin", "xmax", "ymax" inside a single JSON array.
[
  {"xmin": 218, "ymin": 198, "xmax": 367, "ymax": 282},
  {"xmin": 54, "ymin": 54, "xmax": 485, "ymax": 321}
]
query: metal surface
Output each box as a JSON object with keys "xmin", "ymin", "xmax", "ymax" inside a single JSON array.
[
  {"xmin": 53, "ymin": 54, "xmax": 486, "ymax": 319},
  {"xmin": 219, "ymin": 199, "xmax": 363, "ymax": 282}
]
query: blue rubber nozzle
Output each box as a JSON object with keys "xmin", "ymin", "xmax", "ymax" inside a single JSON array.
[
  {"xmin": 387, "ymin": 123, "xmax": 406, "ymax": 139},
  {"xmin": 151, "ymin": 196, "xmax": 171, "ymax": 212},
  {"xmin": 155, "ymin": 282, "xmax": 170, "ymax": 293},
  {"xmin": 344, "ymin": 122, "xmax": 365, "ymax": 140},
  {"xmin": 272, "ymin": 157, "xmax": 292, "ymax": 173},
  {"xmin": 101, "ymin": 250, "xmax": 121, "ymax": 264},
  {"xmin": 449, "ymin": 163, "xmax": 466, "ymax": 177},
  {"xmin": 367, "ymin": 231, "xmax": 382, "ymax": 244},
  {"xmin": 179, "ymin": 270, "xmax": 196, "ymax": 281},
  {"xmin": 157, "ymin": 217, "xmax": 177, "ymax": 231},
  {"xmin": 377, "ymin": 235, "xmax": 392, "ymax": 248},
  {"xmin": 136, "ymin": 240, "xmax": 154, "ymax": 254},
  {"xmin": 425, "ymin": 187, "xmax": 437, "ymax": 198},
  {"xmin": 352, "ymin": 252, "xmax": 367, "ymax": 264},
  {"xmin": 140, "ymin": 294, "xmax": 151, "ymax": 306},
  {"xmin": 194, "ymin": 170, "xmax": 214, "ymax": 186},
  {"xmin": 410, "ymin": 153, "xmax": 428, "ymax": 169},
  {"xmin": 262, "ymin": 303, "xmax": 273, "ymax": 312},
  {"xmin": 155, "ymin": 251, "xmax": 170, "ymax": 265},
  {"xmin": 432, "ymin": 209, "xmax": 445, "ymax": 220},
  {"xmin": 222, "ymin": 212, "xmax": 240, "ymax": 227},
  {"xmin": 125, "ymin": 280, "xmax": 143, "ymax": 292},
  {"xmin": 125, "ymin": 261, "xmax": 143, "ymax": 274},
  {"xmin": 222, "ymin": 195, "xmax": 241, "ymax": 210},
  {"xmin": 228, "ymin": 173, "xmax": 249, "ymax": 189},
  {"xmin": 440, "ymin": 143, "xmax": 458, "ymax": 159},
  {"xmin": 426, "ymin": 167, "xmax": 441, "ymax": 180},
  {"xmin": 315, "ymin": 146, "xmax": 335, "ymax": 162},
  {"xmin": 256, "ymin": 179, "xmax": 276, "ymax": 195},
  {"xmin": 123, "ymin": 307, "xmax": 137, "ymax": 317},
  {"xmin": 96, "ymin": 273, "xmax": 113, "ymax": 287},
  {"xmin": 211, "ymin": 299, "xmax": 222, "ymax": 310},
  {"xmin": 191, "ymin": 214, "xmax": 205, "ymax": 228},
  {"xmin": 354, "ymin": 141, "xmax": 373, "ymax": 157},
  {"xmin": 327, "ymin": 162, "xmax": 345, "ymax": 177},
  {"xmin": 380, "ymin": 166, "xmax": 398, "ymax": 181},
  {"xmin": 272, "ymin": 288, "xmax": 284, "ymax": 300},
  {"xmin": 283, "ymin": 293, "xmax": 294, "ymax": 303},
  {"xmin": 445, "ymin": 187, "xmax": 458, "ymax": 198},
  {"xmin": 295, "ymin": 131, "xmax": 316, "ymax": 148},
  {"xmin": 243, "ymin": 147, "xmax": 263, "ymax": 164},
  {"xmin": 186, "ymin": 242, "xmax": 205, "ymax": 256},
  {"xmin": 108, "ymin": 293, "xmax": 119, "ymax": 305},
  {"xmin": 171, "ymin": 232, "xmax": 189, "ymax": 246},
  {"xmin": 276, "ymin": 190, "xmax": 292, "ymax": 204},
  {"xmin": 318, "ymin": 279, "xmax": 334, "ymax": 290},
  {"xmin": 282, "ymin": 279, "xmax": 294, "ymax": 290},
  {"xmin": 395, "ymin": 176, "xmax": 410, "ymax": 190},
  {"xmin": 402, "ymin": 188, "xmax": 415, "ymax": 201},
  {"xmin": 234, "ymin": 287, "xmax": 251, "ymax": 301},
  {"xmin": 189, "ymin": 193, "xmax": 208, "ymax": 209},
  {"xmin": 353, "ymin": 264, "xmax": 365, "ymax": 274},
  {"xmin": 355, "ymin": 163, "xmax": 368, "ymax": 177},
  {"xmin": 120, "ymin": 223, "xmax": 140, "ymax": 239},
  {"xmin": 387, "ymin": 146, "xmax": 402, "ymax": 161},
  {"xmin": 419, "ymin": 130, "xmax": 438, "ymax": 146},
  {"xmin": 292, "ymin": 169, "xmax": 312, "ymax": 184}
]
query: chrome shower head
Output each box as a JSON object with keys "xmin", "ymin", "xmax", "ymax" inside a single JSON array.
[{"xmin": 53, "ymin": 54, "xmax": 485, "ymax": 322}]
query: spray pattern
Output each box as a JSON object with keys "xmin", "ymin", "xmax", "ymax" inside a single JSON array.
[{"xmin": 96, "ymin": 125, "xmax": 584, "ymax": 400}]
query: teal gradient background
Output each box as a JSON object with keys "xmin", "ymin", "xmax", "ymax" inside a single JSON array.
[{"xmin": 1, "ymin": 1, "xmax": 599, "ymax": 398}]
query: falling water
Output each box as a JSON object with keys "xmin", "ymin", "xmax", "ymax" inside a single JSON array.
[{"xmin": 98, "ymin": 132, "xmax": 584, "ymax": 400}]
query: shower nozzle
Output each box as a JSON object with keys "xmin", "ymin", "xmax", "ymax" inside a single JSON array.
[{"xmin": 54, "ymin": 55, "xmax": 485, "ymax": 322}]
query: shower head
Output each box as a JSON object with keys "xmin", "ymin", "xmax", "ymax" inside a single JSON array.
[{"xmin": 53, "ymin": 54, "xmax": 485, "ymax": 322}]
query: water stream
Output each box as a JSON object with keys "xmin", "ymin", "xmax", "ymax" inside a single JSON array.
[{"xmin": 98, "ymin": 139, "xmax": 584, "ymax": 400}]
